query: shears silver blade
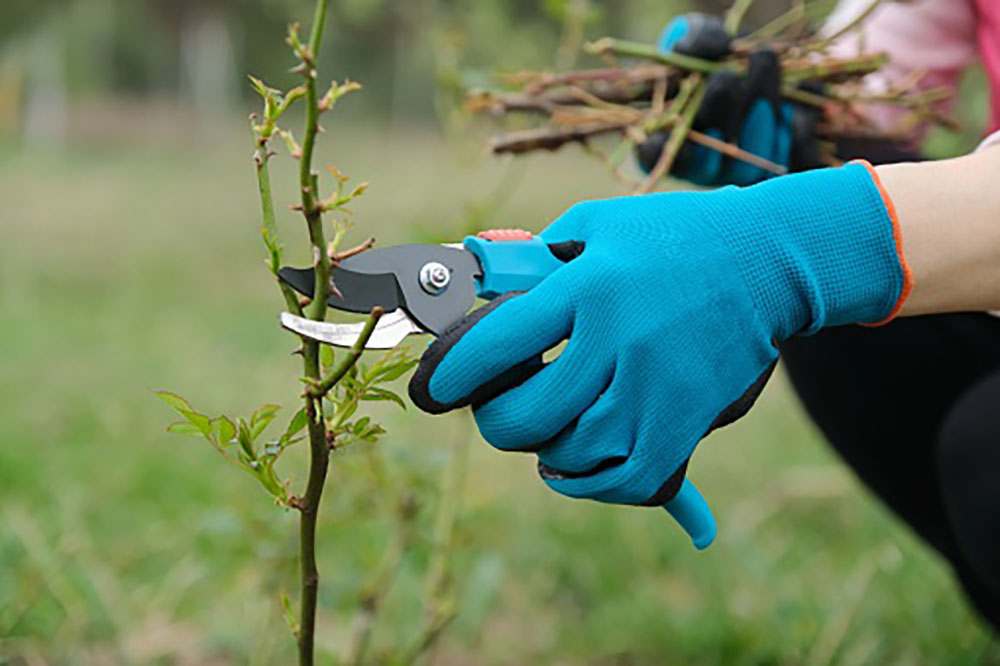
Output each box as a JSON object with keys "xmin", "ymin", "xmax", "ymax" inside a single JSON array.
[{"xmin": 279, "ymin": 309, "xmax": 423, "ymax": 349}]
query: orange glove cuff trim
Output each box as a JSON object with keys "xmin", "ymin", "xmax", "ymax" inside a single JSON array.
[{"xmin": 853, "ymin": 159, "xmax": 914, "ymax": 327}]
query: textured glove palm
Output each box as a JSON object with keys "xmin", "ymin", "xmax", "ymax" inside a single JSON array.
[{"xmin": 409, "ymin": 163, "xmax": 909, "ymax": 506}]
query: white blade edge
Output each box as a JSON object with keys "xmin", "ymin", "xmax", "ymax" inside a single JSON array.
[{"xmin": 279, "ymin": 310, "xmax": 424, "ymax": 349}]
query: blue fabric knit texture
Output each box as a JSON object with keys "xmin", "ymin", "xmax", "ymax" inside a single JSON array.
[{"xmin": 427, "ymin": 163, "xmax": 905, "ymax": 505}]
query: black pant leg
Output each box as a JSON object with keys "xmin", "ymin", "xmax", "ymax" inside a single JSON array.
[
  {"xmin": 939, "ymin": 369, "xmax": 1000, "ymax": 625},
  {"xmin": 779, "ymin": 313, "xmax": 1000, "ymax": 629}
]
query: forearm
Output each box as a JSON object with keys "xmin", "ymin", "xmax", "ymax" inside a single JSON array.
[{"xmin": 879, "ymin": 146, "xmax": 1000, "ymax": 316}]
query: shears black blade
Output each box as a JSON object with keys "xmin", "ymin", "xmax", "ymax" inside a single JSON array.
[
  {"xmin": 277, "ymin": 265, "xmax": 404, "ymax": 314},
  {"xmin": 277, "ymin": 244, "xmax": 481, "ymax": 337}
]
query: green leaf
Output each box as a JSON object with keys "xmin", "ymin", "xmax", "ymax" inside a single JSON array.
[
  {"xmin": 248, "ymin": 75, "xmax": 270, "ymax": 98},
  {"xmin": 236, "ymin": 418, "xmax": 256, "ymax": 459},
  {"xmin": 255, "ymin": 461, "xmax": 286, "ymax": 500},
  {"xmin": 338, "ymin": 399, "xmax": 359, "ymax": 423},
  {"xmin": 166, "ymin": 421, "xmax": 203, "ymax": 437},
  {"xmin": 210, "ymin": 416, "xmax": 237, "ymax": 446},
  {"xmin": 353, "ymin": 416, "xmax": 370, "ymax": 434},
  {"xmin": 179, "ymin": 409, "xmax": 212, "ymax": 437},
  {"xmin": 156, "ymin": 391, "xmax": 192, "ymax": 413},
  {"xmin": 250, "ymin": 404, "xmax": 281, "ymax": 440},
  {"xmin": 281, "ymin": 407, "xmax": 309, "ymax": 445},
  {"xmin": 374, "ymin": 357, "xmax": 418, "ymax": 383},
  {"xmin": 362, "ymin": 387, "xmax": 406, "ymax": 410},
  {"xmin": 282, "ymin": 593, "xmax": 299, "ymax": 636},
  {"xmin": 320, "ymin": 345, "xmax": 335, "ymax": 370}
]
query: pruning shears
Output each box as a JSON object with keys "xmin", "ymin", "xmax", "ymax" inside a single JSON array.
[{"xmin": 278, "ymin": 229, "xmax": 717, "ymax": 550}]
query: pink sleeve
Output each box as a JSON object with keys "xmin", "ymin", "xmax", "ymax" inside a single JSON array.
[{"xmin": 819, "ymin": 0, "xmax": 978, "ymax": 142}]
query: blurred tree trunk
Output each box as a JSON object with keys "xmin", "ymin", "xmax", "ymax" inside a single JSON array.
[
  {"xmin": 388, "ymin": 0, "xmax": 431, "ymax": 131},
  {"xmin": 179, "ymin": 7, "xmax": 237, "ymax": 120},
  {"xmin": 23, "ymin": 17, "xmax": 67, "ymax": 149}
]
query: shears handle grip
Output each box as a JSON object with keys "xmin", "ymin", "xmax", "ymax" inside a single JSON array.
[
  {"xmin": 463, "ymin": 231, "xmax": 566, "ymax": 299},
  {"xmin": 464, "ymin": 230, "xmax": 717, "ymax": 550},
  {"xmin": 663, "ymin": 479, "xmax": 716, "ymax": 550}
]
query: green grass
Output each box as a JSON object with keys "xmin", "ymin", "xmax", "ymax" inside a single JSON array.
[{"xmin": 0, "ymin": 119, "xmax": 997, "ymax": 665}]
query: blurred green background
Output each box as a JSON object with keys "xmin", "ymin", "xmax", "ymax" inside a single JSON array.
[{"xmin": 1, "ymin": 0, "xmax": 997, "ymax": 664}]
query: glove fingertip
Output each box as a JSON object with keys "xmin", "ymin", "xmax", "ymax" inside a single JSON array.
[{"xmin": 408, "ymin": 293, "xmax": 522, "ymax": 414}]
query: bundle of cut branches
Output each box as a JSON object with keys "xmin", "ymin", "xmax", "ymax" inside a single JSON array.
[{"xmin": 465, "ymin": 0, "xmax": 955, "ymax": 193}]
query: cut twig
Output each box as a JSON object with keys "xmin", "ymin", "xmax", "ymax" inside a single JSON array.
[
  {"xmin": 471, "ymin": 0, "xmax": 952, "ymax": 191},
  {"xmin": 489, "ymin": 123, "xmax": 625, "ymax": 154},
  {"xmin": 329, "ymin": 237, "xmax": 375, "ymax": 262},
  {"xmin": 637, "ymin": 75, "xmax": 706, "ymax": 193},
  {"xmin": 687, "ymin": 129, "xmax": 788, "ymax": 175}
]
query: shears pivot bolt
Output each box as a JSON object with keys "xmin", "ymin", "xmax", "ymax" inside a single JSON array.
[{"xmin": 419, "ymin": 262, "xmax": 450, "ymax": 295}]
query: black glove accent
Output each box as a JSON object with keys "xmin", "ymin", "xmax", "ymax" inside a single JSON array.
[
  {"xmin": 547, "ymin": 239, "xmax": 586, "ymax": 263},
  {"xmin": 644, "ymin": 460, "xmax": 690, "ymax": 506},
  {"xmin": 671, "ymin": 13, "xmax": 732, "ymax": 60},
  {"xmin": 636, "ymin": 131, "xmax": 670, "ymax": 174},
  {"xmin": 408, "ymin": 293, "xmax": 544, "ymax": 415},
  {"xmin": 408, "ymin": 241, "xmax": 585, "ymax": 415},
  {"xmin": 534, "ymin": 361, "xmax": 776, "ymax": 505},
  {"xmin": 743, "ymin": 48, "xmax": 782, "ymax": 120},
  {"xmin": 636, "ymin": 41, "xmax": 787, "ymax": 181},
  {"xmin": 645, "ymin": 359, "xmax": 777, "ymax": 506}
]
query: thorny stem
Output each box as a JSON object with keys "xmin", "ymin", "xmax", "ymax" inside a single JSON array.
[
  {"xmin": 292, "ymin": 1, "xmax": 336, "ymax": 665},
  {"xmin": 253, "ymin": 124, "xmax": 304, "ymax": 316}
]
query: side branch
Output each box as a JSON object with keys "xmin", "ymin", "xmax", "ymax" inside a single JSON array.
[{"xmin": 306, "ymin": 307, "xmax": 384, "ymax": 399}]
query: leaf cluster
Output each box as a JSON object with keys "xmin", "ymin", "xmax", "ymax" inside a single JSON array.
[
  {"xmin": 318, "ymin": 346, "xmax": 418, "ymax": 451},
  {"xmin": 249, "ymin": 49, "xmax": 365, "ymax": 275},
  {"xmin": 157, "ymin": 392, "xmax": 307, "ymax": 506},
  {"xmin": 156, "ymin": 345, "xmax": 416, "ymax": 503}
]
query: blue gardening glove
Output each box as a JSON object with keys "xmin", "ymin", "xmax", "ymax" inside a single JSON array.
[
  {"xmin": 409, "ymin": 161, "xmax": 910, "ymax": 507},
  {"xmin": 636, "ymin": 13, "xmax": 824, "ymax": 186}
]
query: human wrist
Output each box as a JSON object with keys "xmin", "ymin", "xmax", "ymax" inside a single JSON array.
[{"xmin": 878, "ymin": 148, "xmax": 1000, "ymax": 315}]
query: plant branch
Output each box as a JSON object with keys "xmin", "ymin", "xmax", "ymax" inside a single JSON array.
[
  {"xmin": 293, "ymin": 3, "xmax": 332, "ymax": 665},
  {"xmin": 637, "ymin": 75, "xmax": 705, "ymax": 194},
  {"xmin": 254, "ymin": 148, "xmax": 304, "ymax": 316},
  {"xmin": 329, "ymin": 237, "xmax": 375, "ymax": 262},
  {"xmin": 305, "ymin": 307, "xmax": 384, "ymax": 400},
  {"xmin": 687, "ymin": 128, "xmax": 787, "ymax": 175},
  {"xmin": 724, "ymin": 0, "xmax": 755, "ymax": 35},
  {"xmin": 816, "ymin": 0, "xmax": 883, "ymax": 46},
  {"xmin": 585, "ymin": 38, "xmax": 725, "ymax": 74}
]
